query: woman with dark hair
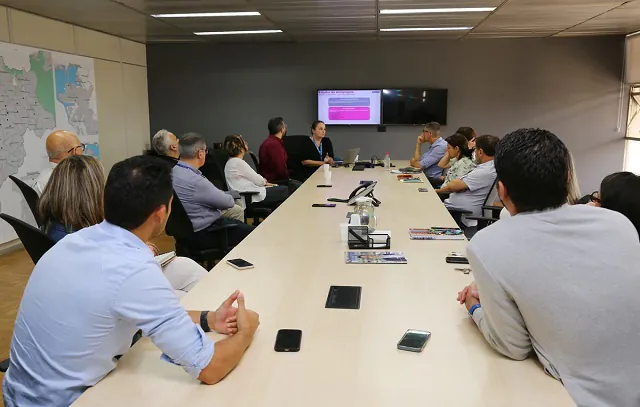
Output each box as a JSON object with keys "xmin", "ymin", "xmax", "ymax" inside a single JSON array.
[
  {"xmin": 591, "ymin": 172, "xmax": 640, "ymax": 237},
  {"xmin": 297, "ymin": 120, "xmax": 335, "ymax": 181},
  {"xmin": 433, "ymin": 133, "xmax": 476, "ymax": 188},
  {"xmin": 224, "ymin": 134, "xmax": 289, "ymax": 208},
  {"xmin": 456, "ymin": 126, "xmax": 477, "ymax": 149}
]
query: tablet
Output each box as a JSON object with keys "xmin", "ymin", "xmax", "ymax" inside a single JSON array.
[{"xmin": 325, "ymin": 286, "xmax": 362, "ymax": 309}]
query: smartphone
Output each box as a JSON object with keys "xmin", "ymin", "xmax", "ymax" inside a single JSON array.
[
  {"xmin": 312, "ymin": 204, "xmax": 336, "ymax": 207},
  {"xmin": 397, "ymin": 329, "xmax": 431, "ymax": 353},
  {"xmin": 317, "ymin": 185, "xmax": 332, "ymax": 188},
  {"xmin": 274, "ymin": 329, "xmax": 302, "ymax": 352},
  {"xmin": 418, "ymin": 188, "xmax": 429, "ymax": 192},
  {"xmin": 226, "ymin": 258, "xmax": 254, "ymax": 270},
  {"xmin": 446, "ymin": 253, "xmax": 469, "ymax": 264}
]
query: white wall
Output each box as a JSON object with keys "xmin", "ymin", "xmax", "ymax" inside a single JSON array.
[
  {"xmin": 626, "ymin": 33, "xmax": 640, "ymax": 84},
  {"xmin": 0, "ymin": 6, "xmax": 150, "ymax": 173}
]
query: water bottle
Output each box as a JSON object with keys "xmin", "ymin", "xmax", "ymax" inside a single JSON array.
[{"xmin": 384, "ymin": 152, "xmax": 391, "ymax": 170}]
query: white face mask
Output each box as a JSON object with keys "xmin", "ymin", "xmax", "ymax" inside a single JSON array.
[{"xmin": 472, "ymin": 150, "xmax": 478, "ymax": 164}]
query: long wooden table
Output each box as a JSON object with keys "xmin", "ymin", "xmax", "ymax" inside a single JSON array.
[{"xmin": 74, "ymin": 162, "xmax": 574, "ymax": 406}]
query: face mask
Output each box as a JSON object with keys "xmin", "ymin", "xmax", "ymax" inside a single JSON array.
[{"xmin": 472, "ymin": 151, "xmax": 478, "ymax": 164}]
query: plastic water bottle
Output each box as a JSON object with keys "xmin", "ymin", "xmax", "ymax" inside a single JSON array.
[{"xmin": 384, "ymin": 152, "xmax": 391, "ymax": 170}]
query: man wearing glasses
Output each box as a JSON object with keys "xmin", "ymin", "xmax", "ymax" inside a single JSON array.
[
  {"xmin": 33, "ymin": 130, "xmax": 85, "ymax": 195},
  {"xmin": 409, "ymin": 122, "xmax": 447, "ymax": 181},
  {"xmin": 172, "ymin": 133, "xmax": 254, "ymax": 248}
]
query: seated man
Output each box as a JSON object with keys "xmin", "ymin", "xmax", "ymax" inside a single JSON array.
[
  {"xmin": 436, "ymin": 135, "xmax": 499, "ymax": 225},
  {"xmin": 457, "ymin": 128, "xmax": 640, "ymax": 407},
  {"xmin": 258, "ymin": 117, "xmax": 302, "ymax": 191},
  {"xmin": 150, "ymin": 129, "xmax": 180, "ymax": 166},
  {"xmin": 173, "ymin": 133, "xmax": 255, "ymax": 247},
  {"xmin": 33, "ymin": 130, "xmax": 84, "ymax": 195},
  {"xmin": 3, "ymin": 155, "xmax": 260, "ymax": 407},
  {"xmin": 593, "ymin": 171, "xmax": 640, "ymax": 237},
  {"xmin": 409, "ymin": 122, "xmax": 447, "ymax": 181}
]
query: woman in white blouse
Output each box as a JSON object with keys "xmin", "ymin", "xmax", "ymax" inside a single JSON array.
[{"xmin": 224, "ymin": 134, "xmax": 289, "ymax": 208}]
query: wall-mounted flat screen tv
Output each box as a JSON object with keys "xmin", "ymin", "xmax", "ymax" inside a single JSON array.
[
  {"xmin": 318, "ymin": 90, "xmax": 382, "ymax": 125},
  {"xmin": 382, "ymin": 89, "xmax": 448, "ymax": 125}
]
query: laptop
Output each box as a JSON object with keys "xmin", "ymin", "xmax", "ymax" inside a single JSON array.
[{"xmin": 342, "ymin": 148, "xmax": 360, "ymax": 165}]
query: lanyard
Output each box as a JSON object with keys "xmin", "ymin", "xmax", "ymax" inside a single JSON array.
[
  {"xmin": 311, "ymin": 137, "xmax": 323, "ymax": 158},
  {"xmin": 176, "ymin": 161, "xmax": 201, "ymax": 176}
]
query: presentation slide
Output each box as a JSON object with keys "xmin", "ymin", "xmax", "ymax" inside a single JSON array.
[{"xmin": 318, "ymin": 90, "xmax": 381, "ymax": 125}]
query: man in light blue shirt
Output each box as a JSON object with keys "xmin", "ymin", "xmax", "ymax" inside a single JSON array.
[
  {"xmin": 409, "ymin": 122, "xmax": 447, "ymax": 178},
  {"xmin": 172, "ymin": 133, "xmax": 254, "ymax": 247},
  {"xmin": 3, "ymin": 156, "xmax": 260, "ymax": 407},
  {"xmin": 437, "ymin": 135, "xmax": 499, "ymax": 226}
]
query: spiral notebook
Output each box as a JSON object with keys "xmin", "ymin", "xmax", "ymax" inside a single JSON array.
[{"xmin": 154, "ymin": 251, "xmax": 177, "ymax": 267}]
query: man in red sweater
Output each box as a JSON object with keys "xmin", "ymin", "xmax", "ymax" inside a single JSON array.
[{"xmin": 258, "ymin": 117, "xmax": 301, "ymax": 191}]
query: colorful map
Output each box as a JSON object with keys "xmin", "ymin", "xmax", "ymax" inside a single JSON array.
[{"xmin": 0, "ymin": 42, "xmax": 99, "ymax": 244}]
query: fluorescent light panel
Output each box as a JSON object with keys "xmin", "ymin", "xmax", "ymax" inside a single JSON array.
[
  {"xmin": 380, "ymin": 8, "xmax": 495, "ymax": 14},
  {"xmin": 195, "ymin": 29, "xmax": 282, "ymax": 36},
  {"xmin": 152, "ymin": 12, "xmax": 260, "ymax": 18},
  {"xmin": 380, "ymin": 27, "xmax": 472, "ymax": 32}
]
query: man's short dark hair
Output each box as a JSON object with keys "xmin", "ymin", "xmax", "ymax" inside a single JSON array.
[
  {"xmin": 495, "ymin": 128, "xmax": 570, "ymax": 213},
  {"xmin": 475, "ymin": 135, "xmax": 499, "ymax": 157},
  {"xmin": 424, "ymin": 122, "xmax": 440, "ymax": 133},
  {"xmin": 268, "ymin": 117, "xmax": 285, "ymax": 135},
  {"xmin": 104, "ymin": 155, "xmax": 173, "ymax": 230},
  {"xmin": 179, "ymin": 132, "xmax": 207, "ymax": 159},
  {"xmin": 600, "ymin": 171, "xmax": 640, "ymax": 236}
]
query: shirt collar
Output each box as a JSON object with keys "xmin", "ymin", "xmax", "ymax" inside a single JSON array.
[
  {"xmin": 477, "ymin": 159, "xmax": 495, "ymax": 168},
  {"xmin": 268, "ymin": 134, "xmax": 283, "ymax": 144},
  {"xmin": 176, "ymin": 160, "xmax": 202, "ymax": 175},
  {"xmin": 97, "ymin": 221, "xmax": 149, "ymax": 251}
]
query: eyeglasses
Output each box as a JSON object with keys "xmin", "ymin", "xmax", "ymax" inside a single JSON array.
[
  {"xmin": 199, "ymin": 147, "xmax": 209, "ymax": 155},
  {"xmin": 589, "ymin": 191, "xmax": 601, "ymax": 204},
  {"xmin": 67, "ymin": 143, "xmax": 86, "ymax": 154}
]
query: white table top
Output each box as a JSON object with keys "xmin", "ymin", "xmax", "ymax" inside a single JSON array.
[{"xmin": 74, "ymin": 162, "xmax": 573, "ymax": 407}]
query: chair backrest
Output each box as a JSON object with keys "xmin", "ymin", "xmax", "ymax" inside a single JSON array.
[
  {"xmin": 199, "ymin": 152, "xmax": 227, "ymax": 191},
  {"xmin": 248, "ymin": 151, "xmax": 259, "ymax": 170},
  {"xmin": 9, "ymin": 176, "xmax": 41, "ymax": 227},
  {"xmin": 282, "ymin": 135, "xmax": 309, "ymax": 181},
  {"xmin": 0, "ymin": 213, "xmax": 54, "ymax": 264},
  {"xmin": 483, "ymin": 177, "xmax": 499, "ymax": 207},
  {"xmin": 165, "ymin": 191, "xmax": 196, "ymax": 242}
]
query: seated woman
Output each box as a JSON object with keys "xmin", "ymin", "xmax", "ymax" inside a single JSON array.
[
  {"xmin": 297, "ymin": 120, "xmax": 335, "ymax": 181},
  {"xmin": 592, "ymin": 172, "xmax": 640, "ymax": 236},
  {"xmin": 38, "ymin": 155, "xmax": 207, "ymax": 298},
  {"xmin": 436, "ymin": 133, "xmax": 476, "ymax": 189},
  {"xmin": 223, "ymin": 134, "xmax": 289, "ymax": 208}
]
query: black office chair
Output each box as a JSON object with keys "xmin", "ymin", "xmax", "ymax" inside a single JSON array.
[
  {"xmin": 0, "ymin": 213, "xmax": 54, "ymax": 264},
  {"xmin": 9, "ymin": 176, "xmax": 41, "ymax": 227},
  {"xmin": 165, "ymin": 192, "xmax": 237, "ymax": 269},
  {"xmin": 282, "ymin": 135, "xmax": 309, "ymax": 182},
  {"xmin": 208, "ymin": 149, "xmax": 272, "ymax": 225},
  {"xmin": 445, "ymin": 178, "xmax": 499, "ymax": 239},
  {"xmin": 248, "ymin": 151, "xmax": 259, "ymax": 171}
]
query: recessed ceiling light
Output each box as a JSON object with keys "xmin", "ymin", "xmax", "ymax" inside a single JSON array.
[
  {"xmin": 380, "ymin": 27, "xmax": 472, "ymax": 32},
  {"xmin": 380, "ymin": 8, "xmax": 495, "ymax": 14},
  {"xmin": 195, "ymin": 29, "xmax": 283, "ymax": 35},
  {"xmin": 152, "ymin": 12, "xmax": 261, "ymax": 18}
]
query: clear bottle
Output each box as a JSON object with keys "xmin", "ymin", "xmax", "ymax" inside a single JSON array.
[
  {"xmin": 384, "ymin": 152, "xmax": 391, "ymax": 170},
  {"xmin": 354, "ymin": 197, "xmax": 377, "ymax": 232}
]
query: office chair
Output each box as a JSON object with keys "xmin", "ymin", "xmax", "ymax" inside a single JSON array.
[
  {"xmin": 282, "ymin": 135, "xmax": 309, "ymax": 182},
  {"xmin": 248, "ymin": 151, "xmax": 259, "ymax": 171},
  {"xmin": 9, "ymin": 176, "xmax": 41, "ymax": 227},
  {"xmin": 445, "ymin": 178, "xmax": 499, "ymax": 238},
  {"xmin": 208, "ymin": 149, "xmax": 272, "ymax": 225},
  {"xmin": 165, "ymin": 192, "xmax": 237, "ymax": 269},
  {"xmin": 0, "ymin": 213, "xmax": 55, "ymax": 264}
]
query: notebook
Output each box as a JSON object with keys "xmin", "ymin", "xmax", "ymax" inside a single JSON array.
[
  {"xmin": 409, "ymin": 228, "xmax": 465, "ymax": 240},
  {"xmin": 154, "ymin": 251, "xmax": 177, "ymax": 267},
  {"xmin": 345, "ymin": 251, "xmax": 407, "ymax": 264},
  {"xmin": 399, "ymin": 177, "xmax": 424, "ymax": 183}
]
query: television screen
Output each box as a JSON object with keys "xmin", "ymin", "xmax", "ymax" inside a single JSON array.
[
  {"xmin": 382, "ymin": 89, "xmax": 448, "ymax": 125},
  {"xmin": 318, "ymin": 90, "xmax": 382, "ymax": 125}
]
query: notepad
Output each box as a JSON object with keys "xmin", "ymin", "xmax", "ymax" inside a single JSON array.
[
  {"xmin": 154, "ymin": 251, "xmax": 177, "ymax": 267},
  {"xmin": 399, "ymin": 177, "xmax": 424, "ymax": 183},
  {"xmin": 345, "ymin": 251, "xmax": 407, "ymax": 264}
]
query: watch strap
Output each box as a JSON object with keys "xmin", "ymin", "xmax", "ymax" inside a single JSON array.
[{"xmin": 200, "ymin": 310, "xmax": 211, "ymax": 333}]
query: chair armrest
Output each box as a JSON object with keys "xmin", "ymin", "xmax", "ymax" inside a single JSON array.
[
  {"xmin": 207, "ymin": 223, "xmax": 239, "ymax": 232},
  {"xmin": 0, "ymin": 358, "xmax": 9, "ymax": 372},
  {"xmin": 465, "ymin": 216, "xmax": 498, "ymax": 222},
  {"xmin": 481, "ymin": 205, "xmax": 503, "ymax": 212},
  {"xmin": 239, "ymin": 191, "xmax": 260, "ymax": 197},
  {"xmin": 447, "ymin": 207, "xmax": 473, "ymax": 215}
]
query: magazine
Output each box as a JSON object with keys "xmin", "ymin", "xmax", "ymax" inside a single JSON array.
[
  {"xmin": 409, "ymin": 228, "xmax": 465, "ymax": 240},
  {"xmin": 345, "ymin": 251, "xmax": 407, "ymax": 264}
]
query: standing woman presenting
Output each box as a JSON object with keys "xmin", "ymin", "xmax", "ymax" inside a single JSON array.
[{"xmin": 298, "ymin": 120, "xmax": 335, "ymax": 181}]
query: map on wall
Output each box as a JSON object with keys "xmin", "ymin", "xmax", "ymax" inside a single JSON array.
[{"xmin": 0, "ymin": 41, "xmax": 99, "ymax": 245}]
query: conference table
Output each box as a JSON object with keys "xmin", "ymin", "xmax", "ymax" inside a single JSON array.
[{"xmin": 73, "ymin": 162, "xmax": 573, "ymax": 407}]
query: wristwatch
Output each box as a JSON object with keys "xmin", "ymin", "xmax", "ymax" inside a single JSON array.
[
  {"xmin": 200, "ymin": 310, "xmax": 211, "ymax": 333},
  {"xmin": 468, "ymin": 303, "xmax": 481, "ymax": 317}
]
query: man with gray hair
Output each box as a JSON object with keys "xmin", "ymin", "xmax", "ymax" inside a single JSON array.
[
  {"xmin": 151, "ymin": 129, "xmax": 180, "ymax": 164},
  {"xmin": 33, "ymin": 130, "xmax": 84, "ymax": 195},
  {"xmin": 172, "ymin": 133, "xmax": 254, "ymax": 248}
]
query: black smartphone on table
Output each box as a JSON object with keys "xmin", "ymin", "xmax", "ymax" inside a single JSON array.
[
  {"xmin": 226, "ymin": 258, "xmax": 254, "ymax": 270},
  {"xmin": 397, "ymin": 329, "xmax": 431, "ymax": 353},
  {"xmin": 317, "ymin": 185, "xmax": 332, "ymax": 188},
  {"xmin": 275, "ymin": 329, "xmax": 302, "ymax": 352},
  {"xmin": 312, "ymin": 204, "xmax": 336, "ymax": 207}
]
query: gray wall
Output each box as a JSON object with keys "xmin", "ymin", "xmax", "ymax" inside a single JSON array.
[{"xmin": 147, "ymin": 37, "xmax": 627, "ymax": 192}]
